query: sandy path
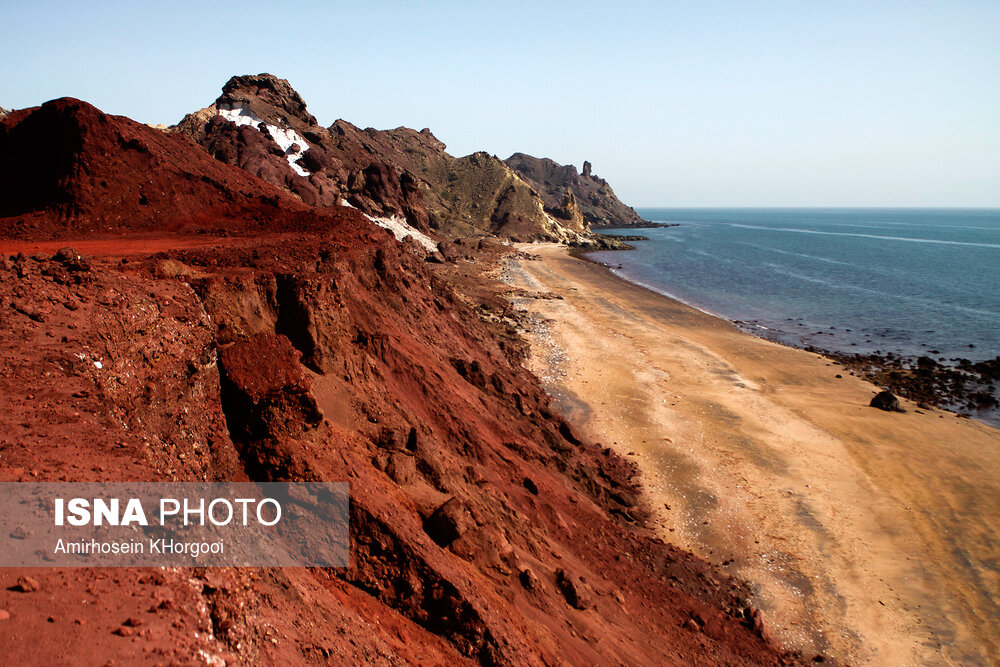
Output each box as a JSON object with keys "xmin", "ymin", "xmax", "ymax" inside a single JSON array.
[{"xmin": 504, "ymin": 244, "xmax": 1000, "ymax": 666}]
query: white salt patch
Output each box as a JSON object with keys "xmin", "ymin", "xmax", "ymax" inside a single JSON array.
[
  {"xmin": 217, "ymin": 103, "xmax": 312, "ymax": 177},
  {"xmin": 364, "ymin": 211, "xmax": 439, "ymax": 253},
  {"xmin": 339, "ymin": 199, "xmax": 437, "ymax": 251}
]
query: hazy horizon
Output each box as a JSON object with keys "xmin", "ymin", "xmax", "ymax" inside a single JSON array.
[{"xmin": 3, "ymin": 1, "xmax": 997, "ymax": 208}]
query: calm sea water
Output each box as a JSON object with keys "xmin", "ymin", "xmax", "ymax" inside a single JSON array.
[{"xmin": 592, "ymin": 208, "xmax": 1000, "ymax": 362}]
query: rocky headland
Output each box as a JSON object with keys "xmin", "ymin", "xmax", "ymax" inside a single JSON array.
[{"xmin": 505, "ymin": 153, "xmax": 649, "ymax": 228}]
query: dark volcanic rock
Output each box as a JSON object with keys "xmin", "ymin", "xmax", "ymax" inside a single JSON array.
[
  {"xmin": 870, "ymin": 390, "xmax": 905, "ymax": 413},
  {"xmin": 826, "ymin": 349, "xmax": 1000, "ymax": 421},
  {"xmin": 220, "ymin": 72, "xmax": 317, "ymax": 126},
  {"xmin": 173, "ymin": 74, "xmax": 552, "ymax": 238}
]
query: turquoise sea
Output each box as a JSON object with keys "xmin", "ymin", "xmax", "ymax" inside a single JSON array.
[{"xmin": 593, "ymin": 208, "xmax": 1000, "ymax": 362}]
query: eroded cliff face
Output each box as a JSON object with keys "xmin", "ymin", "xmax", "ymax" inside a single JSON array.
[
  {"xmin": 506, "ymin": 153, "xmax": 648, "ymax": 228},
  {"xmin": 0, "ymin": 233, "xmax": 795, "ymax": 666},
  {"xmin": 173, "ymin": 74, "xmax": 590, "ymax": 242}
]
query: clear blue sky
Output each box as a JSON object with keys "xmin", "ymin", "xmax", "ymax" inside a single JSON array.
[{"xmin": 3, "ymin": 1, "xmax": 998, "ymax": 206}]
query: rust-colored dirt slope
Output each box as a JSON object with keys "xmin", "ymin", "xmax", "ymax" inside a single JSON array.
[{"xmin": 0, "ymin": 98, "xmax": 805, "ymax": 665}]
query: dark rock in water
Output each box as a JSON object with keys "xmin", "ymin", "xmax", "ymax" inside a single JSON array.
[
  {"xmin": 870, "ymin": 391, "xmax": 905, "ymax": 413},
  {"xmin": 916, "ymin": 356, "xmax": 938, "ymax": 369}
]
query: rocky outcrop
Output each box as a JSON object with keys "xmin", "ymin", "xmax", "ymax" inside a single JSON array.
[
  {"xmin": 173, "ymin": 74, "xmax": 591, "ymax": 242},
  {"xmin": 546, "ymin": 190, "xmax": 586, "ymax": 232},
  {"xmin": 219, "ymin": 73, "xmax": 317, "ymax": 126},
  {"xmin": 217, "ymin": 333, "xmax": 323, "ymax": 443},
  {"xmin": 506, "ymin": 153, "xmax": 648, "ymax": 228},
  {"xmin": 0, "ymin": 107, "xmax": 9, "ymax": 120}
]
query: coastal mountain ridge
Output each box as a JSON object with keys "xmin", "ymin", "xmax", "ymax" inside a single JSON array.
[{"xmin": 172, "ymin": 73, "xmax": 642, "ymax": 241}]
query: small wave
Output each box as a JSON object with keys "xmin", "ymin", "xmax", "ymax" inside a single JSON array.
[
  {"xmin": 734, "ymin": 241, "xmax": 867, "ymax": 270},
  {"xmin": 756, "ymin": 263, "xmax": 1000, "ymax": 320},
  {"xmin": 726, "ymin": 224, "xmax": 1000, "ymax": 249}
]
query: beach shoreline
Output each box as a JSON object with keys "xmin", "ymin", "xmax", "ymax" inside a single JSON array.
[
  {"xmin": 581, "ymin": 247, "xmax": 1000, "ymax": 429},
  {"xmin": 503, "ymin": 243, "xmax": 1000, "ymax": 665}
]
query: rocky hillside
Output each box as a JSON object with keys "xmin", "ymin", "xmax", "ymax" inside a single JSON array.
[
  {"xmin": 0, "ymin": 96, "xmax": 802, "ymax": 665},
  {"xmin": 506, "ymin": 153, "xmax": 648, "ymax": 228},
  {"xmin": 173, "ymin": 74, "xmax": 598, "ymax": 242}
]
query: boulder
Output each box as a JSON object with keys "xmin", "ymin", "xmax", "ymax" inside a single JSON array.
[
  {"xmin": 386, "ymin": 452, "xmax": 416, "ymax": 485},
  {"xmin": 53, "ymin": 247, "xmax": 91, "ymax": 272},
  {"xmin": 555, "ymin": 568, "xmax": 593, "ymax": 610},
  {"xmin": 870, "ymin": 390, "xmax": 905, "ymax": 413},
  {"xmin": 14, "ymin": 576, "xmax": 39, "ymax": 593},
  {"xmin": 424, "ymin": 497, "xmax": 473, "ymax": 547}
]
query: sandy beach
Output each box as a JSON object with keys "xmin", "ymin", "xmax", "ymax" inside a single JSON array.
[{"xmin": 504, "ymin": 243, "xmax": 1000, "ymax": 666}]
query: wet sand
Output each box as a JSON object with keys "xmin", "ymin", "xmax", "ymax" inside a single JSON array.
[{"xmin": 504, "ymin": 243, "xmax": 1000, "ymax": 666}]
